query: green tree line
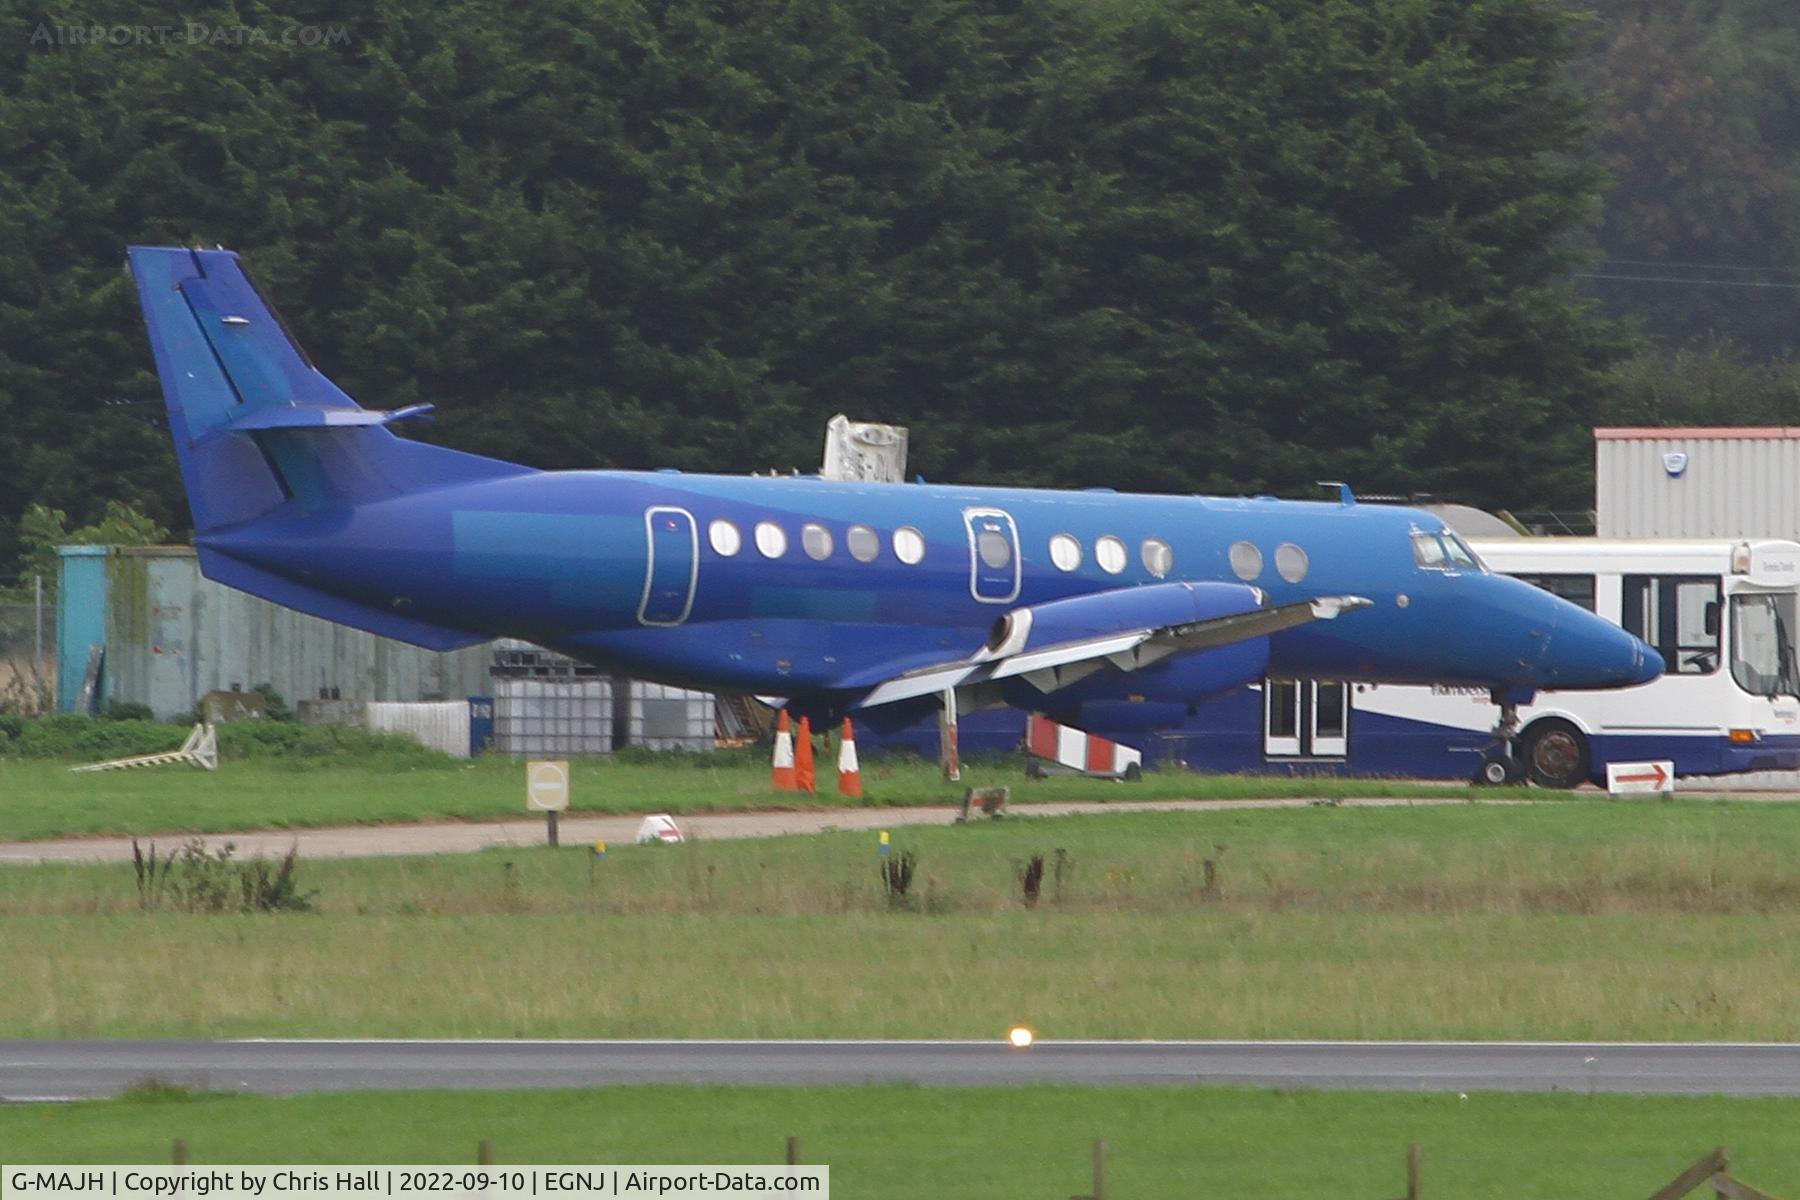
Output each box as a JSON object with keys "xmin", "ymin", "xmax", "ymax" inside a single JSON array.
[{"xmin": 1, "ymin": 0, "xmax": 1794, "ymax": 580}]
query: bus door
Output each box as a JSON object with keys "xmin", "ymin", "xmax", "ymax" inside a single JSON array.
[{"xmin": 1264, "ymin": 679, "xmax": 1350, "ymax": 758}]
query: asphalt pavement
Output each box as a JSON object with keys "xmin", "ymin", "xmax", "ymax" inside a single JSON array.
[{"xmin": 5, "ymin": 1039, "xmax": 1800, "ymax": 1100}]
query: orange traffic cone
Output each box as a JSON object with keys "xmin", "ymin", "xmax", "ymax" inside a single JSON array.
[
  {"xmin": 795, "ymin": 715, "xmax": 817, "ymax": 793},
  {"xmin": 837, "ymin": 718, "xmax": 863, "ymax": 799},
  {"xmin": 771, "ymin": 710, "xmax": 797, "ymax": 791}
]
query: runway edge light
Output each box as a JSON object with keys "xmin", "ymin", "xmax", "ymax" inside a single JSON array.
[{"xmin": 1008, "ymin": 1026, "xmax": 1034, "ymax": 1049}]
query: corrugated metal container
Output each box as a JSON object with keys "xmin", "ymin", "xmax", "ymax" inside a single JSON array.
[
  {"xmin": 493, "ymin": 678, "xmax": 612, "ymax": 757},
  {"xmin": 1597, "ymin": 427, "xmax": 1800, "ymax": 539},
  {"xmin": 57, "ymin": 545, "xmax": 493, "ymax": 718},
  {"xmin": 627, "ymin": 680, "xmax": 714, "ymax": 751}
]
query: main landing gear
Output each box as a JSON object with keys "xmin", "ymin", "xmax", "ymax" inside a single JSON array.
[{"xmin": 1473, "ymin": 688, "xmax": 1526, "ymax": 786}]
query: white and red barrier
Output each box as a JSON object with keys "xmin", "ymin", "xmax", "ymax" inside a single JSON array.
[{"xmin": 1026, "ymin": 714, "xmax": 1142, "ymax": 779}]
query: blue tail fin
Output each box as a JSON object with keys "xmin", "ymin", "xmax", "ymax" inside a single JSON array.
[{"xmin": 127, "ymin": 246, "xmax": 532, "ymax": 534}]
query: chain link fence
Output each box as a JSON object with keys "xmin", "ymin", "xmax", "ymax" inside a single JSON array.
[{"xmin": 0, "ymin": 587, "xmax": 55, "ymax": 713}]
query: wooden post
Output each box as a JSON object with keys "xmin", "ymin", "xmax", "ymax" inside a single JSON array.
[
  {"xmin": 170, "ymin": 1139, "xmax": 188, "ymax": 1166},
  {"xmin": 478, "ymin": 1139, "xmax": 495, "ymax": 1165},
  {"xmin": 547, "ymin": 809, "xmax": 560, "ymax": 849},
  {"xmin": 1406, "ymin": 1143, "xmax": 1421, "ymax": 1200},
  {"xmin": 786, "ymin": 1136, "xmax": 800, "ymax": 1165}
]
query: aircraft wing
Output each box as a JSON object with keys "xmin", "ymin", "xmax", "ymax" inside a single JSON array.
[{"xmin": 854, "ymin": 593, "xmax": 1372, "ymax": 710}]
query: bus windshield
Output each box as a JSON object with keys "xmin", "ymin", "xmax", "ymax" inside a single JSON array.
[{"xmin": 1730, "ymin": 592, "xmax": 1800, "ymax": 697}]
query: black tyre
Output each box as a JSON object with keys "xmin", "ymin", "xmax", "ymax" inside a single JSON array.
[
  {"xmin": 1520, "ymin": 719, "xmax": 1590, "ymax": 790},
  {"xmin": 1121, "ymin": 762, "xmax": 1143, "ymax": 782},
  {"xmin": 1473, "ymin": 755, "xmax": 1515, "ymax": 787}
]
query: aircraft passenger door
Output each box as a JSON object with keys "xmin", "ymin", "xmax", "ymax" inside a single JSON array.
[
  {"xmin": 1264, "ymin": 679, "xmax": 1350, "ymax": 758},
  {"xmin": 963, "ymin": 508, "xmax": 1021, "ymax": 604},
  {"xmin": 639, "ymin": 507, "xmax": 698, "ymax": 626}
]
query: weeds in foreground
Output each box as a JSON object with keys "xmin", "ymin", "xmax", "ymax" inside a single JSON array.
[
  {"xmin": 880, "ymin": 850, "xmax": 916, "ymax": 909},
  {"xmin": 130, "ymin": 838, "xmax": 315, "ymax": 913}
]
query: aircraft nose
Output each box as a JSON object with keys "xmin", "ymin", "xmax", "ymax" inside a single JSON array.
[{"xmin": 1540, "ymin": 609, "xmax": 1664, "ymax": 689}]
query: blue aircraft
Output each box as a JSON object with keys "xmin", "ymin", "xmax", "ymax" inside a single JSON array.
[{"xmin": 126, "ymin": 246, "xmax": 1661, "ymax": 781}]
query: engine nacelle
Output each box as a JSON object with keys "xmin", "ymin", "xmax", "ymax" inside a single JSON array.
[{"xmin": 983, "ymin": 580, "xmax": 1266, "ymax": 658}]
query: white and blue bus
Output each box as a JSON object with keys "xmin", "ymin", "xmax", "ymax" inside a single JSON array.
[{"xmin": 1145, "ymin": 537, "xmax": 1800, "ymax": 786}]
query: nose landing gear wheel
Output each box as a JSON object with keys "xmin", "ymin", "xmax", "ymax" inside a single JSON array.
[
  {"xmin": 1472, "ymin": 688, "xmax": 1528, "ymax": 786},
  {"xmin": 1474, "ymin": 754, "xmax": 1525, "ymax": 786}
]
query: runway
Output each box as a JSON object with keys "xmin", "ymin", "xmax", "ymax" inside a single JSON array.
[{"xmin": 5, "ymin": 1039, "xmax": 1800, "ymax": 1100}]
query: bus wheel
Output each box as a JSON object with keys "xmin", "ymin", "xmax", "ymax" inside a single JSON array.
[{"xmin": 1521, "ymin": 720, "xmax": 1589, "ymax": 789}]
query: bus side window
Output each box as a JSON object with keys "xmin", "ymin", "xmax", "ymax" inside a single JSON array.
[
  {"xmin": 1516, "ymin": 573, "xmax": 1595, "ymax": 613},
  {"xmin": 1623, "ymin": 574, "xmax": 1721, "ymax": 675}
]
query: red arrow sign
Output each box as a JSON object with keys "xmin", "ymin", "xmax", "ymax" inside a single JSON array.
[{"xmin": 1616, "ymin": 763, "xmax": 1669, "ymax": 787}]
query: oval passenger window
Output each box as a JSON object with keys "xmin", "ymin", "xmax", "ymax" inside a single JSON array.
[
  {"xmin": 893, "ymin": 526, "xmax": 926, "ymax": 565},
  {"xmin": 755, "ymin": 521, "xmax": 787, "ymax": 559},
  {"xmin": 1275, "ymin": 542, "xmax": 1309, "ymax": 583},
  {"xmin": 1096, "ymin": 536, "xmax": 1127, "ymax": 574},
  {"xmin": 1141, "ymin": 537, "xmax": 1173, "ymax": 578},
  {"xmin": 1229, "ymin": 540, "xmax": 1262, "ymax": 580},
  {"xmin": 847, "ymin": 524, "xmax": 880, "ymax": 563},
  {"xmin": 709, "ymin": 519, "xmax": 742, "ymax": 557}
]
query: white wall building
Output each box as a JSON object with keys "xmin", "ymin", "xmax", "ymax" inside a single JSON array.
[{"xmin": 1597, "ymin": 426, "xmax": 1800, "ymax": 540}]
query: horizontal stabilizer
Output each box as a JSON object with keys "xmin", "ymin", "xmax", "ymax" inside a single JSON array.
[
  {"xmin": 198, "ymin": 547, "xmax": 491, "ymax": 652},
  {"xmin": 201, "ymin": 403, "xmax": 437, "ymax": 441}
]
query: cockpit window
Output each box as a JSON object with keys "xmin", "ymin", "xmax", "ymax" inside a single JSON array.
[
  {"xmin": 1443, "ymin": 532, "xmax": 1483, "ymax": 571},
  {"xmin": 1411, "ymin": 532, "xmax": 1447, "ymax": 569}
]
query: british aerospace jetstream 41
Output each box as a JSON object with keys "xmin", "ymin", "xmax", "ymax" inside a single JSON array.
[{"xmin": 127, "ymin": 246, "xmax": 1661, "ymax": 777}]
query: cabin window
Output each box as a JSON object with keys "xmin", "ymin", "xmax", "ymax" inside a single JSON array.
[
  {"xmin": 978, "ymin": 530, "xmax": 1013, "ymax": 570},
  {"xmin": 847, "ymin": 524, "xmax": 880, "ymax": 563},
  {"xmin": 1623, "ymin": 574, "xmax": 1721, "ymax": 675},
  {"xmin": 1276, "ymin": 542, "xmax": 1309, "ymax": 583},
  {"xmin": 894, "ymin": 526, "xmax": 926, "ymax": 565},
  {"xmin": 708, "ymin": 519, "xmax": 742, "ymax": 557},
  {"xmin": 802, "ymin": 523, "xmax": 834, "ymax": 561},
  {"xmin": 1096, "ymin": 535, "xmax": 1127, "ymax": 574},
  {"xmin": 1142, "ymin": 537, "xmax": 1174, "ymax": 578},
  {"xmin": 1229, "ymin": 541, "xmax": 1263, "ymax": 581},
  {"xmin": 754, "ymin": 521, "xmax": 788, "ymax": 559},
  {"xmin": 1049, "ymin": 533, "xmax": 1082, "ymax": 571},
  {"xmin": 1515, "ymin": 573, "xmax": 1596, "ymax": 613}
]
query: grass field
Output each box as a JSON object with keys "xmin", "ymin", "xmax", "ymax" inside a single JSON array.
[
  {"xmin": 4, "ymin": 1085, "xmax": 1799, "ymax": 1198},
  {"xmin": 0, "ymin": 751, "xmax": 1531, "ymax": 842},
  {"xmin": 9, "ymin": 802, "xmax": 1800, "ymax": 1040}
]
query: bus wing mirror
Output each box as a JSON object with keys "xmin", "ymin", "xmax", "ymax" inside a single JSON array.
[{"xmin": 1705, "ymin": 601, "xmax": 1720, "ymax": 637}]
